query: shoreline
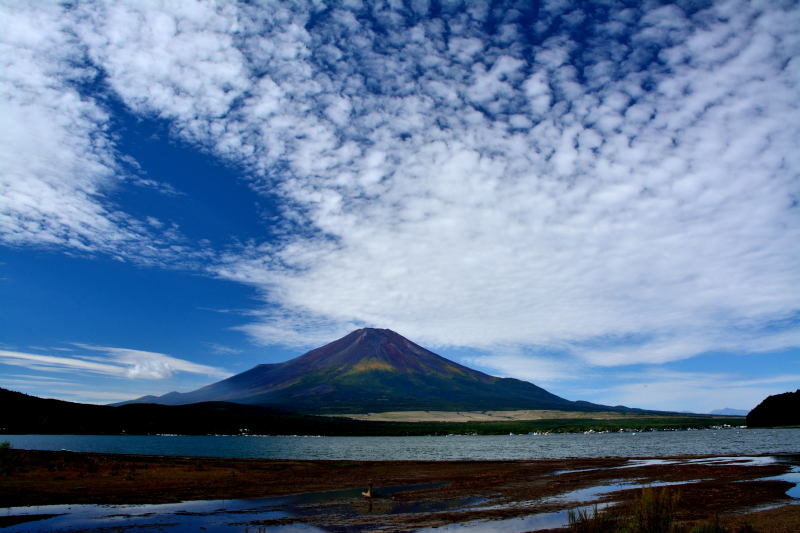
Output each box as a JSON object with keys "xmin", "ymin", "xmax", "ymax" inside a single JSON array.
[{"xmin": 2, "ymin": 449, "xmax": 799, "ymax": 531}]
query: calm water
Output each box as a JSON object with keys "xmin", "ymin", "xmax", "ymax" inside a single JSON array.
[{"xmin": 3, "ymin": 428, "xmax": 799, "ymax": 460}]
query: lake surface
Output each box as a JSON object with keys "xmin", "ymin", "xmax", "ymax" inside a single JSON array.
[{"xmin": 3, "ymin": 427, "xmax": 799, "ymax": 460}]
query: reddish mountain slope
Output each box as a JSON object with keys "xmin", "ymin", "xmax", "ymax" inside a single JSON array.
[{"xmin": 124, "ymin": 328, "xmax": 607, "ymax": 414}]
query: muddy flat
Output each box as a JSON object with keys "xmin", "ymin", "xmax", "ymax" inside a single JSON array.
[{"xmin": 1, "ymin": 449, "xmax": 798, "ymax": 531}]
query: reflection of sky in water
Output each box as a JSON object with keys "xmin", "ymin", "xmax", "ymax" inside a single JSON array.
[
  {"xmin": 0, "ymin": 483, "xmax": 446, "ymax": 533},
  {"xmin": 1, "ymin": 498, "xmax": 314, "ymax": 532},
  {"xmin": 623, "ymin": 456, "xmax": 800, "ymax": 502},
  {"xmin": 554, "ymin": 454, "xmax": 789, "ymax": 476},
  {"xmin": 758, "ymin": 466, "xmax": 800, "ymax": 499},
  {"xmin": 416, "ymin": 507, "xmax": 580, "ymax": 533},
  {"xmin": 445, "ymin": 478, "xmax": 705, "ymax": 532}
]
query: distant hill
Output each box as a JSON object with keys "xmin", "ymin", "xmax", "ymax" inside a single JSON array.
[
  {"xmin": 746, "ymin": 389, "xmax": 800, "ymax": 427},
  {"xmin": 0, "ymin": 387, "xmax": 373, "ymax": 435},
  {"xmin": 710, "ymin": 408, "xmax": 748, "ymax": 416},
  {"xmin": 121, "ymin": 328, "xmax": 626, "ymax": 414}
]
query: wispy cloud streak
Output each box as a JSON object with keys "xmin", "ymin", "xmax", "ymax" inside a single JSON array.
[{"xmin": 0, "ymin": 347, "xmax": 229, "ymax": 380}]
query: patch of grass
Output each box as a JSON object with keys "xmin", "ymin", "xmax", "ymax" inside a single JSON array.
[
  {"xmin": 626, "ymin": 487, "xmax": 681, "ymax": 533},
  {"xmin": 568, "ymin": 488, "xmax": 761, "ymax": 533},
  {"xmin": 569, "ymin": 505, "xmax": 619, "ymax": 532}
]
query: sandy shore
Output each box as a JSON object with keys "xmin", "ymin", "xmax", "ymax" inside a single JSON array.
[{"xmin": 1, "ymin": 449, "xmax": 798, "ymax": 531}]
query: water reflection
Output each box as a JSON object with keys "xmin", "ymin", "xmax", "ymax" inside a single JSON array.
[
  {"xmin": 417, "ymin": 506, "xmax": 581, "ymax": 532},
  {"xmin": 1, "ymin": 498, "xmax": 301, "ymax": 532},
  {"xmin": 0, "ymin": 482, "xmax": 449, "ymax": 533}
]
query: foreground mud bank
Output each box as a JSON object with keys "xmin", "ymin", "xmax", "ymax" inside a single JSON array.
[{"xmin": 1, "ymin": 450, "xmax": 798, "ymax": 531}]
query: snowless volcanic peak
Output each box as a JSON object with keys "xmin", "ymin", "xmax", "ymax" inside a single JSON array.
[
  {"xmin": 291, "ymin": 328, "xmax": 489, "ymax": 379},
  {"xmin": 120, "ymin": 328, "xmax": 606, "ymax": 414}
]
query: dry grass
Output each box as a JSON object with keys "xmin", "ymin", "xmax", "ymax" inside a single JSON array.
[
  {"xmin": 567, "ymin": 488, "xmax": 772, "ymax": 533},
  {"xmin": 329, "ymin": 410, "xmax": 671, "ymax": 422}
]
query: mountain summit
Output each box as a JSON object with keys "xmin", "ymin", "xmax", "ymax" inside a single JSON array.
[{"xmin": 124, "ymin": 328, "xmax": 602, "ymax": 414}]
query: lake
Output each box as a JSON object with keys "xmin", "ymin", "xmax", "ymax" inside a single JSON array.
[{"xmin": 3, "ymin": 427, "xmax": 799, "ymax": 460}]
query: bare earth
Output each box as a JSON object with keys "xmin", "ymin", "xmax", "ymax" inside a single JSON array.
[
  {"xmin": 1, "ymin": 449, "xmax": 798, "ymax": 531},
  {"xmin": 329, "ymin": 409, "xmax": 671, "ymax": 422}
]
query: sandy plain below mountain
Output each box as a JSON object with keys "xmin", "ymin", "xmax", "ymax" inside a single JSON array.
[{"xmin": 329, "ymin": 409, "xmax": 674, "ymax": 423}]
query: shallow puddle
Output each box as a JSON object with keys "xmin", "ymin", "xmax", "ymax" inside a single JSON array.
[
  {"xmin": 558, "ymin": 455, "xmax": 792, "ymax": 477},
  {"xmin": 0, "ymin": 482, "xmax": 444, "ymax": 532},
  {"xmin": 0, "ymin": 499, "xmax": 298, "ymax": 532},
  {"xmin": 755, "ymin": 464, "xmax": 800, "ymax": 499},
  {"xmin": 447, "ymin": 477, "xmax": 704, "ymax": 532}
]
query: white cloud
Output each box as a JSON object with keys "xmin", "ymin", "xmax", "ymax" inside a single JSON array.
[
  {"xmin": 578, "ymin": 370, "xmax": 800, "ymax": 414},
  {"xmin": 0, "ymin": 2, "xmax": 125, "ymax": 252},
  {"xmin": 206, "ymin": 1, "xmax": 799, "ymax": 366},
  {"xmin": 74, "ymin": 1, "xmax": 249, "ymax": 124},
  {"xmin": 1, "ymin": 1, "xmax": 798, "ymax": 373},
  {"xmin": 465, "ymin": 352, "xmax": 586, "ymax": 384},
  {"xmin": 76, "ymin": 344, "xmax": 232, "ymax": 379},
  {"xmin": 0, "ymin": 350, "xmax": 127, "ymax": 376},
  {"xmin": 0, "ymin": 374, "xmax": 77, "ymax": 388},
  {"xmin": 0, "ymin": 2, "xmax": 209, "ymax": 265},
  {"xmin": 207, "ymin": 343, "xmax": 242, "ymax": 356},
  {"xmin": 0, "ymin": 346, "xmax": 230, "ymax": 381},
  {"xmin": 574, "ymin": 324, "xmax": 800, "ymax": 368}
]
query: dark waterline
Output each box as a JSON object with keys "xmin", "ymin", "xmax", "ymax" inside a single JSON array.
[{"xmin": 3, "ymin": 428, "xmax": 799, "ymax": 460}]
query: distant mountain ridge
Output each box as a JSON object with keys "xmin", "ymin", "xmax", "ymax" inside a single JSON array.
[{"xmin": 122, "ymin": 328, "xmax": 627, "ymax": 414}]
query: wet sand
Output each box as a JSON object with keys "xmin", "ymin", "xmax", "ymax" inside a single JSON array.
[{"xmin": 1, "ymin": 449, "xmax": 798, "ymax": 531}]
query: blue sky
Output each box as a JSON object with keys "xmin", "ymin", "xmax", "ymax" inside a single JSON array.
[{"xmin": 1, "ymin": 0, "xmax": 798, "ymax": 413}]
